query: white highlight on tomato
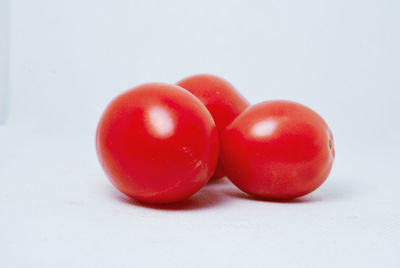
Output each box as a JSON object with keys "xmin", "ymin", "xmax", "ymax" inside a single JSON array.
[
  {"xmin": 251, "ymin": 119, "xmax": 277, "ymax": 137},
  {"xmin": 147, "ymin": 106, "xmax": 175, "ymax": 138}
]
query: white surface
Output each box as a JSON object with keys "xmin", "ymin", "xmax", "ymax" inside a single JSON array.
[
  {"xmin": 0, "ymin": 0, "xmax": 10, "ymax": 123},
  {"xmin": 1, "ymin": 0, "xmax": 400, "ymax": 267}
]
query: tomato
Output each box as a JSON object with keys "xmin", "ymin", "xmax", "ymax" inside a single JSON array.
[
  {"xmin": 96, "ymin": 83, "xmax": 219, "ymax": 204},
  {"xmin": 221, "ymin": 100, "xmax": 335, "ymax": 199},
  {"xmin": 176, "ymin": 74, "xmax": 249, "ymax": 180}
]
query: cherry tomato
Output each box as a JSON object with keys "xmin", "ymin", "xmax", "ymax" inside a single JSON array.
[
  {"xmin": 96, "ymin": 83, "xmax": 219, "ymax": 204},
  {"xmin": 177, "ymin": 74, "xmax": 249, "ymax": 180},
  {"xmin": 221, "ymin": 100, "xmax": 335, "ymax": 199}
]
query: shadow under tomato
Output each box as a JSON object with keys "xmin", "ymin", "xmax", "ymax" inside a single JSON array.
[
  {"xmin": 223, "ymin": 190, "xmax": 317, "ymax": 203},
  {"xmin": 206, "ymin": 176, "xmax": 229, "ymax": 185},
  {"xmin": 110, "ymin": 184, "xmax": 231, "ymax": 211},
  {"xmin": 222, "ymin": 176, "xmax": 353, "ymax": 204}
]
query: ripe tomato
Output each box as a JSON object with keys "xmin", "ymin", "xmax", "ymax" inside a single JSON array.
[
  {"xmin": 177, "ymin": 74, "xmax": 249, "ymax": 180},
  {"xmin": 221, "ymin": 100, "xmax": 335, "ymax": 199},
  {"xmin": 96, "ymin": 83, "xmax": 219, "ymax": 204}
]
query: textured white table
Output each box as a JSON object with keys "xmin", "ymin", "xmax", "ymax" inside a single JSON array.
[{"xmin": 1, "ymin": 124, "xmax": 399, "ymax": 268}]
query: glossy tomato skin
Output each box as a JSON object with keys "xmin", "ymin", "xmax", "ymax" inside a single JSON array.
[
  {"xmin": 221, "ymin": 100, "xmax": 335, "ymax": 199},
  {"xmin": 177, "ymin": 74, "xmax": 249, "ymax": 179},
  {"xmin": 96, "ymin": 83, "xmax": 219, "ymax": 204}
]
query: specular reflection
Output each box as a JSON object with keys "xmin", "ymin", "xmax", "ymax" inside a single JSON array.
[
  {"xmin": 147, "ymin": 106, "xmax": 175, "ymax": 138},
  {"xmin": 251, "ymin": 118, "xmax": 277, "ymax": 137}
]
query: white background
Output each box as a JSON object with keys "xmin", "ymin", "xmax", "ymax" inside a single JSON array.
[
  {"xmin": 0, "ymin": 0, "xmax": 9, "ymax": 123},
  {"xmin": 1, "ymin": 0, "xmax": 399, "ymax": 267}
]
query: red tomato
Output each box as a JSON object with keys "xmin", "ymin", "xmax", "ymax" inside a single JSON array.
[
  {"xmin": 221, "ymin": 100, "xmax": 335, "ymax": 199},
  {"xmin": 177, "ymin": 74, "xmax": 249, "ymax": 180},
  {"xmin": 96, "ymin": 83, "xmax": 219, "ymax": 204}
]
